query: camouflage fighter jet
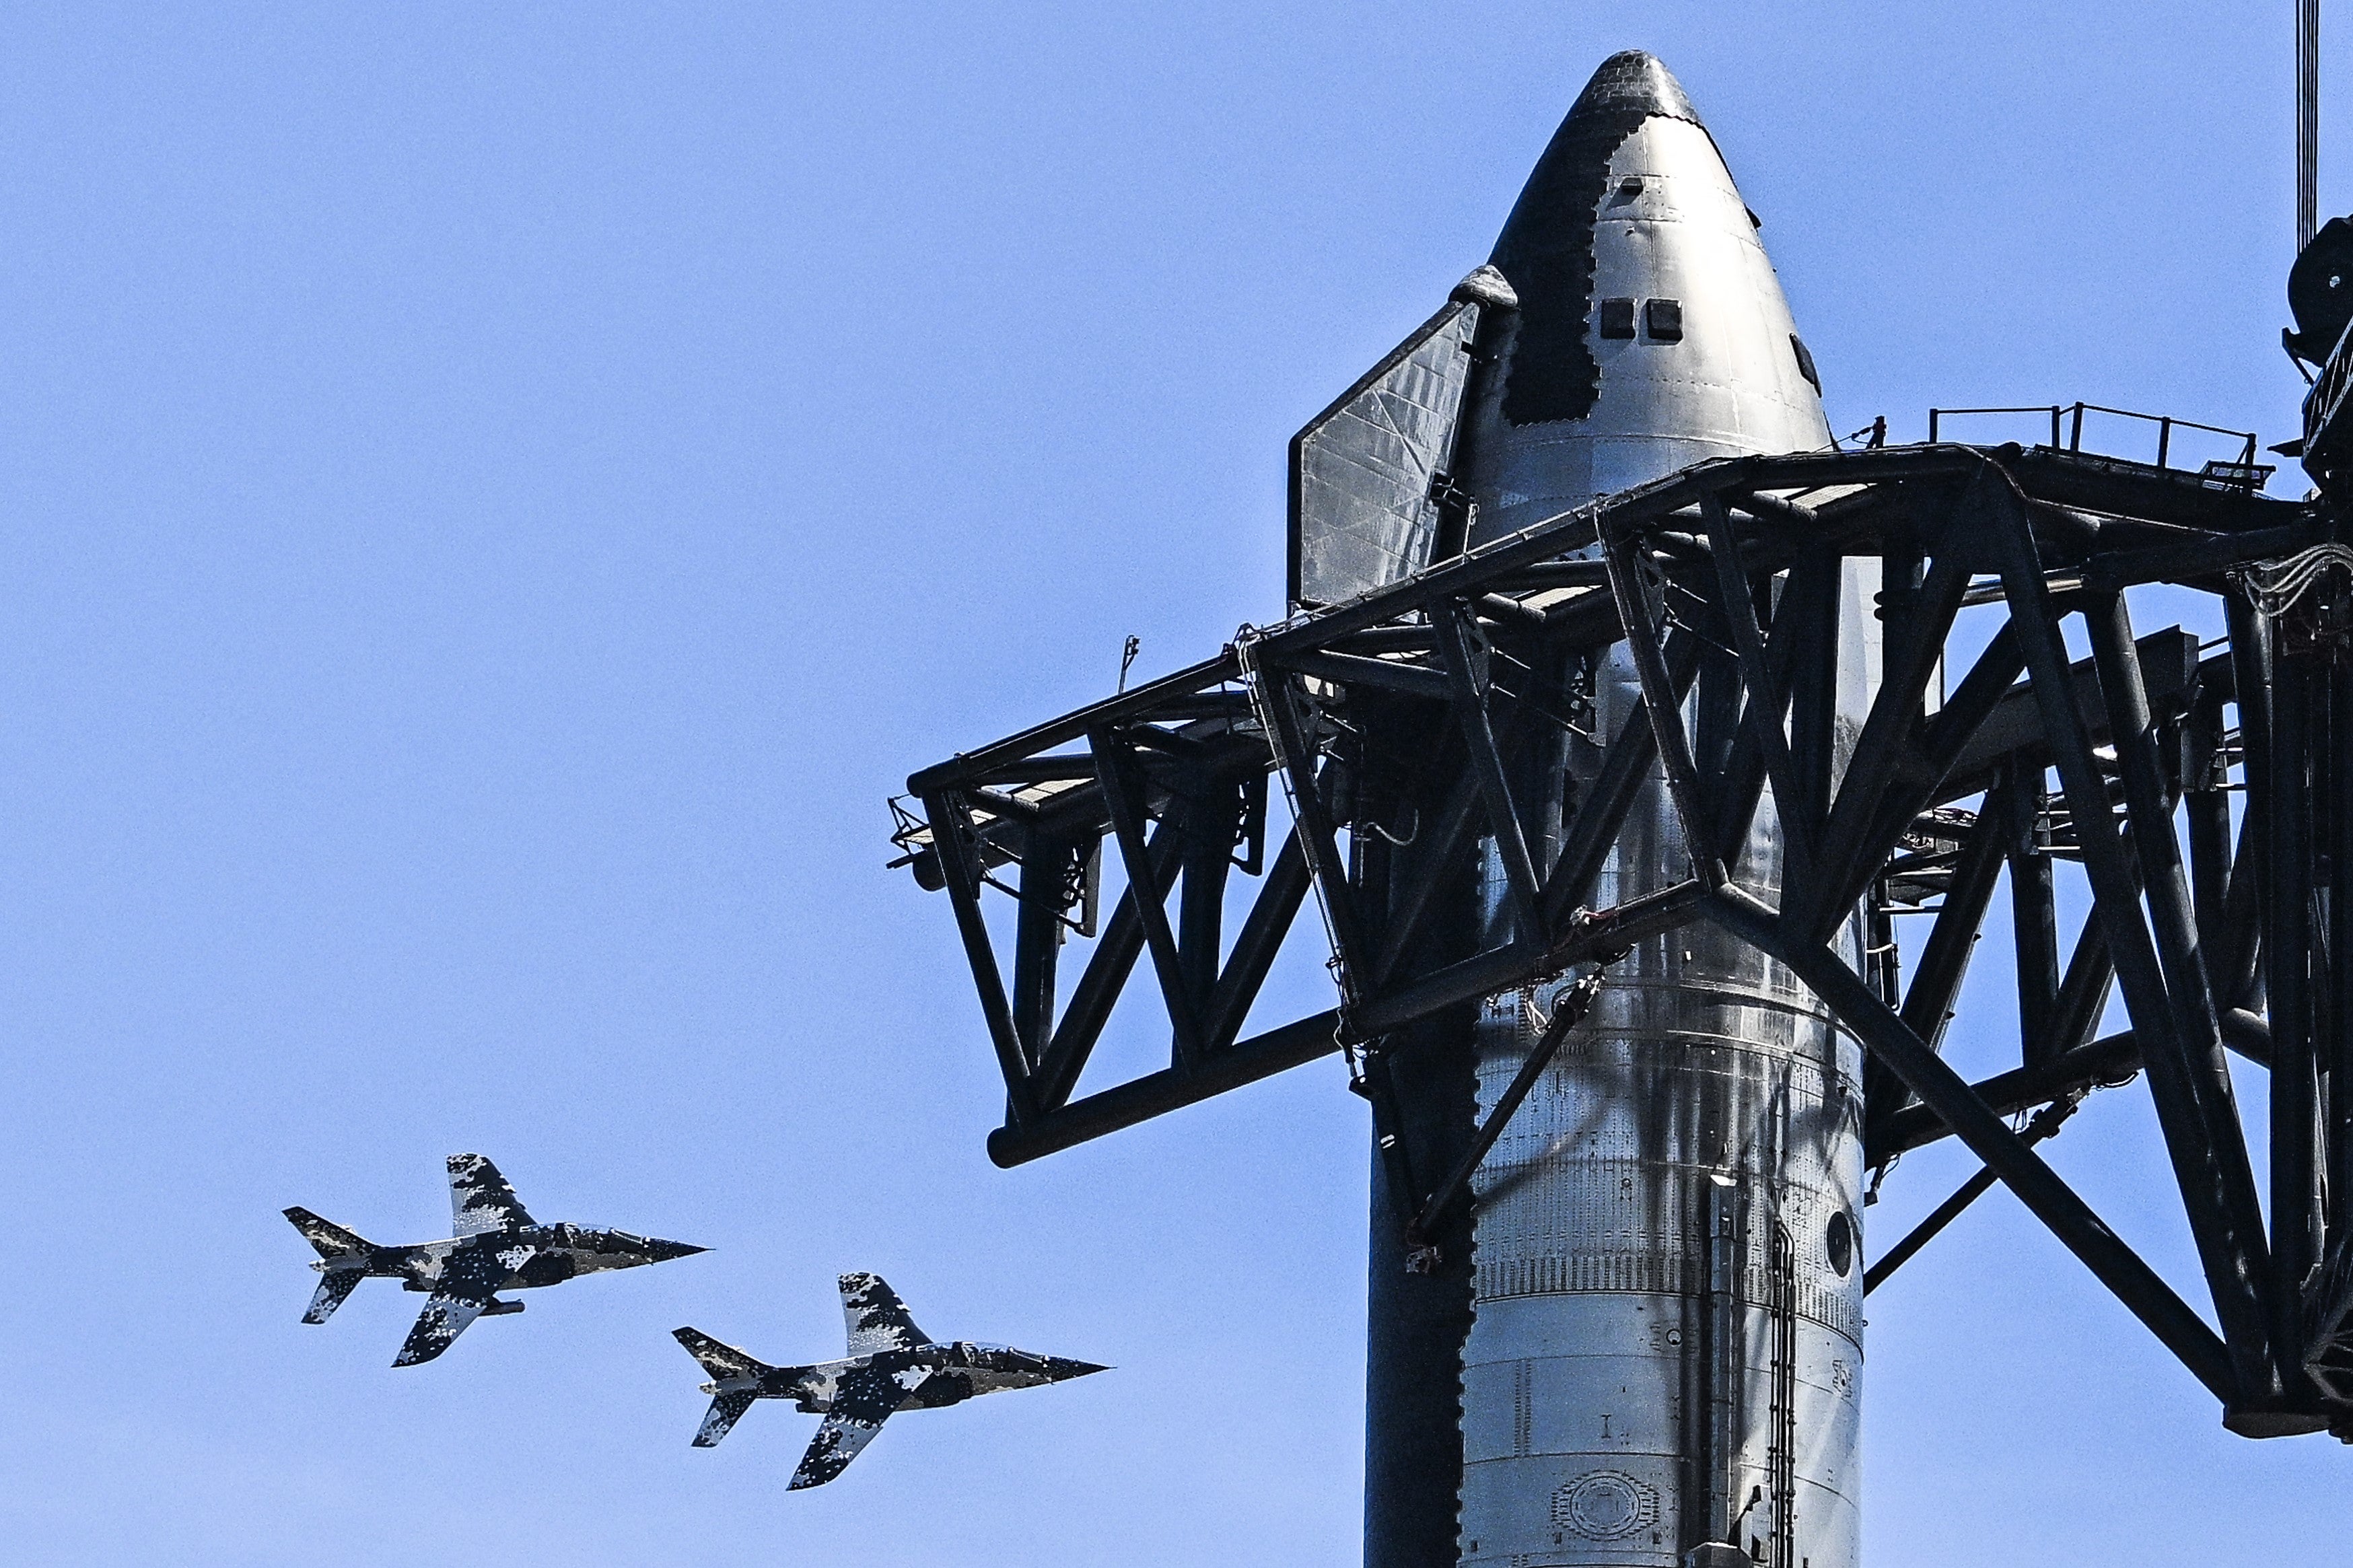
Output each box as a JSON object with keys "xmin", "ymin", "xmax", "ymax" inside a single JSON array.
[
  {"xmin": 284, "ymin": 1153, "xmax": 706, "ymax": 1366},
  {"xmin": 672, "ymin": 1272, "xmax": 1107, "ymax": 1488}
]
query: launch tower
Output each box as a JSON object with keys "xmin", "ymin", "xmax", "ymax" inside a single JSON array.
[{"xmin": 894, "ymin": 48, "xmax": 2353, "ymax": 1566}]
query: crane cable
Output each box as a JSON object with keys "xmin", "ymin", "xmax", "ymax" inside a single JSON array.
[{"xmin": 2301, "ymin": 0, "xmax": 2321, "ymax": 252}]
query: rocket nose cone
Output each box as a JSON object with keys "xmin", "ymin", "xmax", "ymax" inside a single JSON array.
[
  {"xmin": 1566, "ymin": 50, "xmax": 1701, "ymax": 126},
  {"xmin": 1496, "ymin": 50, "xmax": 1712, "ymax": 272},
  {"xmin": 1483, "ymin": 50, "xmax": 1723, "ymax": 431}
]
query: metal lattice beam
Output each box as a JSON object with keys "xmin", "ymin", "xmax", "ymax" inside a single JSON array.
[{"xmin": 900, "ymin": 439, "xmax": 2351, "ymax": 1433}]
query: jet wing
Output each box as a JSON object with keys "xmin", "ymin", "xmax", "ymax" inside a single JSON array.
[
  {"xmin": 447, "ymin": 1153, "xmax": 535, "ymax": 1237},
  {"xmin": 392, "ymin": 1242, "xmax": 527, "ymax": 1366},
  {"xmin": 787, "ymin": 1356, "xmax": 934, "ymax": 1489},
  {"xmin": 394, "ymin": 1291, "xmax": 492, "ymax": 1367}
]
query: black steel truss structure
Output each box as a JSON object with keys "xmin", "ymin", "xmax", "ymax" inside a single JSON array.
[{"xmin": 896, "ymin": 438, "xmax": 2353, "ymax": 1437}]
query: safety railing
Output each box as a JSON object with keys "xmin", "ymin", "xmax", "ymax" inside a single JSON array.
[
  {"xmin": 2306, "ymin": 320, "xmax": 2353, "ymax": 463},
  {"xmin": 1928, "ymin": 402, "xmax": 2261, "ymax": 476}
]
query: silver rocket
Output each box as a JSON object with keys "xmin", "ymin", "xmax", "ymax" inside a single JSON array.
[{"xmin": 1366, "ymin": 52, "xmax": 1874, "ymax": 1568}]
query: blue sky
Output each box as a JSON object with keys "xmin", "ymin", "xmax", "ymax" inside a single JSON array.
[{"xmin": 1, "ymin": 4, "xmax": 2348, "ymax": 1563}]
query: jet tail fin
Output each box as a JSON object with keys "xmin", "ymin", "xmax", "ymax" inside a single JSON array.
[
  {"xmin": 672, "ymin": 1326, "xmax": 776, "ymax": 1382},
  {"xmin": 285, "ymin": 1206, "xmax": 374, "ymax": 1259},
  {"xmin": 839, "ymin": 1273, "xmax": 929, "ymax": 1355},
  {"xmin": 287, "ymin": 1207, "xmax": 375, "ymax": 1324}
]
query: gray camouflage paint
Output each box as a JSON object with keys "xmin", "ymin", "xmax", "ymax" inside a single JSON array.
[
  {"xmin": 674, "ymin": 1271, "xmax": 1107, "ymax": 1489},
  {"xmin": 284, "ymin": 1153, "xmax": 706, "ymax": 1366}
]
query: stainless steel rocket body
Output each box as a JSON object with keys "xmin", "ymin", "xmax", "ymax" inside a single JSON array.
[{"xmin": 1446, "ymin": 55, "xmax": 1872, "ymax": 1568}]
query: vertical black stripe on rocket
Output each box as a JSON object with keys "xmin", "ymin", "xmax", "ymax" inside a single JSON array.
[{"xmin": 1488, "ymin": 51, "xmax": 1704, "ymax": 427}]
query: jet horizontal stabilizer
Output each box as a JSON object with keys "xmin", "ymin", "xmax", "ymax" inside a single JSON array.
[
  {"xmin": 789, "ymin": 1355, "xmax": 934, "ymax": 1490},
  {"xmin": 303, "ymin": 1270, "xmax": 365, "ymax": 1325},
  {"xmin": 695, "ymin": 1390, "xmax": 759, "ymax": 1448}
]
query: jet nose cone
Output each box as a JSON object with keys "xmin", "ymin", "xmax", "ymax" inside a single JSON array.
[
  {"xmin": 1567, "ymin": 50, "xmax": 1700, "ymax": 125},
  {"xmin": 647, "ymin": 1239, "xmax": 707, "ymax": 1262},
  {"xmin": 1049, "ymin": 1358, "xmax": 1111, "ymax": 1381}
]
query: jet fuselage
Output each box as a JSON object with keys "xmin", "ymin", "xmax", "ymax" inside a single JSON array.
[
  {"xmin": 704, "ymin": 1341, "xmax": 1101, "ymax": 1414},
  {"xmin": 332, "ymin": 1225, "xmax": 697, "ymax": 1293}
]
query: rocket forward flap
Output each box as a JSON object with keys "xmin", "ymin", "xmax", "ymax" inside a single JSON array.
[{"xmin": 1287, "ymin": 267, "xmax": 1518, "ymax": 612}]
